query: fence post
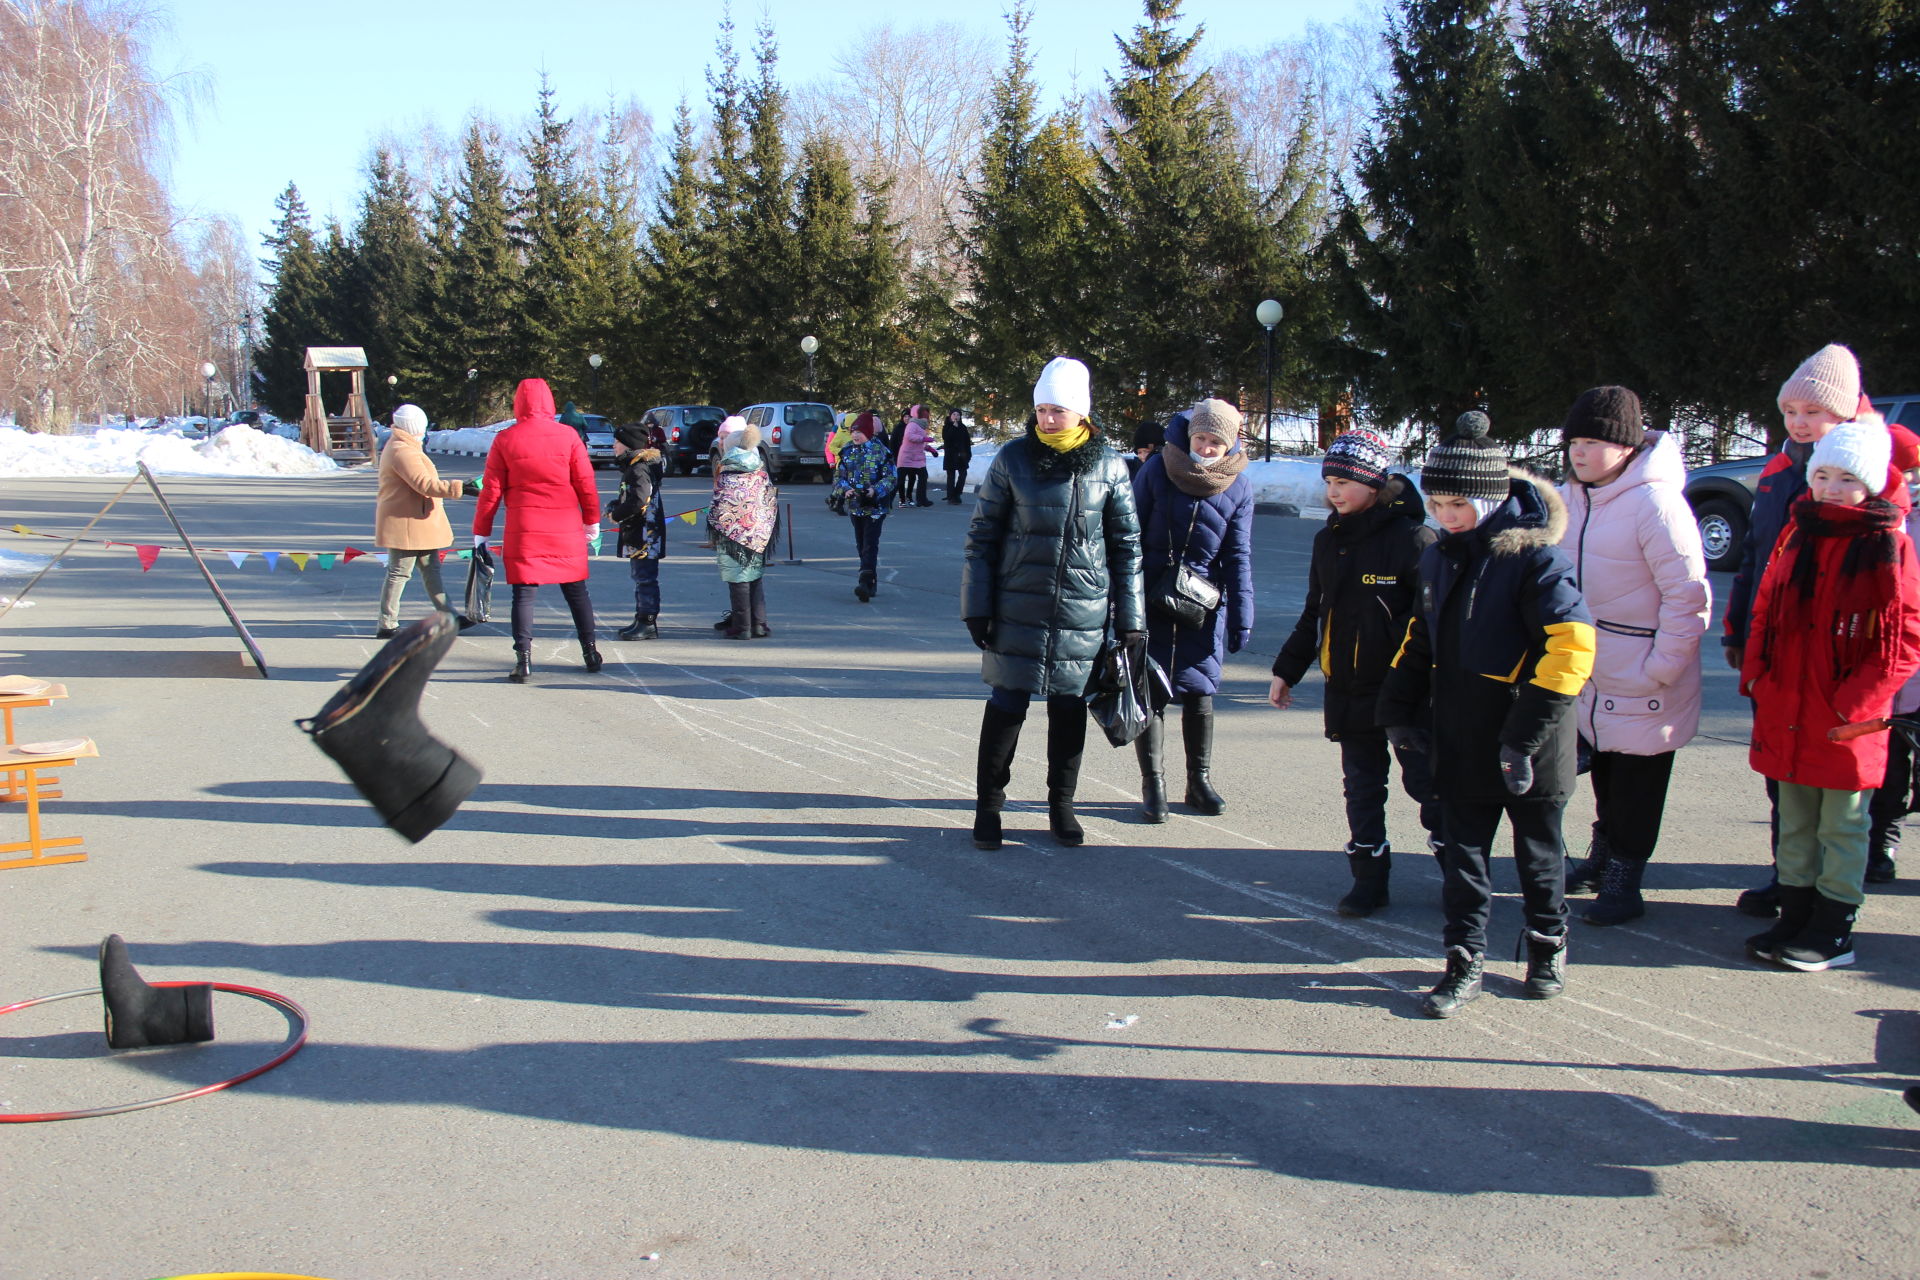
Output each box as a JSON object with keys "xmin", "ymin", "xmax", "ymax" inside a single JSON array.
[{"xmin": 780, "ymin": 501, "xmax": 803, "ymax": 564}]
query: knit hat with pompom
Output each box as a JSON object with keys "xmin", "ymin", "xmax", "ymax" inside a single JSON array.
[{"xmin": 1421, "ymin": 411, "xmax": 1510, "ymax": 501}]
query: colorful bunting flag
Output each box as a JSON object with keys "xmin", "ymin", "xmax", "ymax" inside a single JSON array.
[
  {"xmin": 10, "ymin": 524, "xmax": 31, "ymax": 535},
  {"xmin": 227, "ymin": 552, "xmax": 249, "ymax": 569},
  {"xmin": 456, "ymin": 548, "xmax": 472, "ymax": 560},
  {"xmin": 435, "ymin": 549, "xmax": 448, "ymax": 563},
  {"xmin": 289, "ymin": 553, "xmax": 309, "ymax": 571},
  {"xmin": 679, "ymin": 511, "xmax": 699, "ymax": 525},
  {"xmin": 263, "ymin": 552, "xmax": 280, "ymax": 571},
  {"xmin": 341, "ymin": 547, "xmax": 366, "ymax": 564},
  {"xmin": 135, "ymin": 545, "xmax": 160, "ymax": 572},
  {"xmin": 318, "ymin": 553, "xmax": 337, "ymax": 570}
]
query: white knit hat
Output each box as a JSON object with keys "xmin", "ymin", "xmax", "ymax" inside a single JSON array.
[
  {"xmin": 392, "ymin": 404, "xmax": 429, "ymax": 436},
  {"xmin": 1033, "ymin": 357, "xmax": 1092, "ymax": 418},
  {"xmin": 1808, "ymin": 419, "xmax": 1891, "ymax": 490},
  {"xmin": 1779, "ymin": 344, "xmax": 1861, "ymax": 419}
]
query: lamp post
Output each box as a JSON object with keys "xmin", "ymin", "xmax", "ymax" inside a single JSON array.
[
  {"xmin": 799, "ymin": 335, "xmax": 818, "ymax": 396},
  {"xmin": 588, "ymin": 352, "xmax": 603, "ymax": 408},
  {"xmin": 386, "ymin": 373, "xmax": 398, "ymax": 414},
  {"xmin": 466, "ymin": 368, "xmax": 478, "ymax": 427},
  {"xmin": 200, "ymin": 361, "xmax": 217, "ymax": 433},
  {"xmin": 1256, "ymin": 298, "xmax": 1283, "ymax": 460}
]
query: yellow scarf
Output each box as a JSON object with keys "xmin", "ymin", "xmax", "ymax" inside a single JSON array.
[{"xmin": 1037, "ymin": 423, "xmax": 1091, "ymax": 453}]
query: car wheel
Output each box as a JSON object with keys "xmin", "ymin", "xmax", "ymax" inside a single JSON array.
[{"xmin": 1695, "ymin": 497, "xmax": 1746, "ymax": 573}]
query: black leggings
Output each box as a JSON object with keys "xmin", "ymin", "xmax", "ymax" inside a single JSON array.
[{"xmin": 510, "ymin": 580, "xmax": 595, "ymax": 652}]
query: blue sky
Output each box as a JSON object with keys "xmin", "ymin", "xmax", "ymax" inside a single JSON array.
[{"xmin": 152, "ymin": 0, "xmax": 1360, "ymax": 255}]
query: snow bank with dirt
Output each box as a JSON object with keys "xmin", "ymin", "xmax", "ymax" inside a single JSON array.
[{"xmin": 0, "ymin": 424, "xmax": 339, "ymax": 477}]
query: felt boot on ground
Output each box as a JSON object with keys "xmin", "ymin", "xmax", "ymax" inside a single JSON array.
[
  {"xmin": 722, "ymin": 583, "xmax": 751, "ymax": 638},
  {"xmin": 1134, "ymin": 710, "xmax": 1168, "ymax": 823},
  {"xmin": 1337, "ymin": 843, "xmax": 1391, "ymax": 917},
  {"xmin": 749, "ymin": 581, "xmax": 770, "ymax": 638},
  {"xmin": 1777, "ymin": 892, "xmax": 1858, "ymax": 971},
  {"xmin": 1566, "ymin": 825, "xmax": 1610, "ymax": 895},
  {"xmin": 617, "ymin": 614, "xmax": 657, "ymax": 641},
  {"xmin": 99, "ymin": 934, "xmax": 214, "ymax": 1050},
  {"xmin": 1181, "ymin": 698, "xmax": 1224, "ymax": 815},
  {"xmin": 1737, "ymin": 874, "xmax": 1781, "ymax": 918},
  {"xmin": 972, "ymin": 704, "xmax": 1024, "ymax": 850},
  {"xmin": 1521, "ymin": 929, "xmax": 1568, "ymax": 999},
  {"xmin": 1583, "ymin": 855, "xmax": 1647, "ymax": 926},
  {"xmin": 1746, "ymin": 883, "xmax": 1818, "ymax": 962},
  {"xmin": 1423, "ymin": 946, "xmax": 1484, "ymax": 1018},
  {"xmin": 1047, "ymin": 698, "xmax": 1088, "ymax": 846},
  {"xmin": 1866, "ymin": 832, "xmax": 1898, "ymax": 885},
  {"xmin": 297, "ymin": 612, "xmax": 484, "ymax": 842}
]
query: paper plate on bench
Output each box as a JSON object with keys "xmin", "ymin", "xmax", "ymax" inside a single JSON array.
[
  {"xmin": 0, "ymin": 676, "xmax": 51, "ymax": 697},
  {"xmin": 15, "ymin": 739, "xmax": 87, "ymax": 757}
]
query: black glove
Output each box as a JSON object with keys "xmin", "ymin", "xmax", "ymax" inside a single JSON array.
[
  {"xmin": 966, "ymin": 617, "xmax": 993, "ymax": 650},
  {"xmin": 1384, "ymin": 724, "xmax": 1431, "ymax": 757},
  {"xmin": 1120, "ymin": 630, "xmax": 1146, "ymax": 658},
  {"xmin": 460, "ymin": 478, "xmax": 482, "ymax": 497},
  {"xmin": 1499, "ymin": 745, "xmax": 1535, "ymax": 796}
]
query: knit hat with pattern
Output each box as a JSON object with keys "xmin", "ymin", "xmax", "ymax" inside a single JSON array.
[
  {"xmin": 1779, "ymin": 344, "xmax": 1862, "ymax": 420},
  {"xmin": 1560, "ymin": 386, "xmax": 1644, "ymax": 449},
  {"xmin": 1323, "ymin": 428, "xmax": 1393, "ymax": 488},
  {"xmin": 1421, "ymin": 412, "xmax": 1510, "ymax": 501}
]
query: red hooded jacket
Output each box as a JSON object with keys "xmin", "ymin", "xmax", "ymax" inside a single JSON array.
[{"xmin": 473, "ymin": 378, "xmax": 601, "ymax": 585}]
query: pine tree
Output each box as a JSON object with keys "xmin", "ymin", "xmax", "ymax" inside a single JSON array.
[
  {"xmin": 414, "ymin": 186, "xmax": 465, "ymax": 422},
  {"xmin": 256, "ymin": 184, "xmax": 327, "ymax": 418},
  {"xmin": 435, "ymin": 121, "xmax": 522, "ymax": 422},
  {"xmin": 516, "ymin": 76, "xmax": 594, "ymax": 394},
  {"xmin": 696, "ymin": 9, "xmax": 751, "ymax": 403},
  {"xmin": 640, "ymin": 99, "xmax": 716, "ymax": 406},
  {"xmin": 578, "ymin": 101, "xmax": 648, "ymax": 417},
  {"xmin": 790, "ymin": 136, "xmax": 906, "ymax": 406},
  {"xmin": 345, "ymin": 149, "xmax": 429, "ymax": 407}
]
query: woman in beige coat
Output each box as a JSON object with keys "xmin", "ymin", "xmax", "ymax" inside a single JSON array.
[{"xmin": 375, "ymin": 404, "xmax": 479, "ymax": 636}]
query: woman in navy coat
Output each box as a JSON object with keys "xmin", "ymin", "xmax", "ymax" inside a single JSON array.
[{"xmin": 1131, "ymin": 399, "xmax": 1257, "ymax": 820}]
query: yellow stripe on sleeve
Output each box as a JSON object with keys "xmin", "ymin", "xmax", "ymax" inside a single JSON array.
[
  {"xmin": 1389, "ymin": 616, "xmax": 1416, "ymax": 669},
  {"xmin": 1530, "ymin": 620, "xmax": 1596, "ymax": 696}
]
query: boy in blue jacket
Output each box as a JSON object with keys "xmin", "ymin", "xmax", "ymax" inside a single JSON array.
[{"xmin": 1377, "ymin": 413, "xmax": 1596, "ymax": 1018}]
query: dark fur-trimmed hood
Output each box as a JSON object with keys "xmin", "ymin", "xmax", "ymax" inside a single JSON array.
[{"xmin": 1486, "ymin": 466, "xmax": 1568, "ymax": 556}]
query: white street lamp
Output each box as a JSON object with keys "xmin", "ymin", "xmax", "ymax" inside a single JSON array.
[
  {"xmin": 799, "ymin": 335, "xmax": 819, "ymax": 395},
  {"xmin": 1256, "ymin": 299, "xmax": 1283, "ymax": 459}
]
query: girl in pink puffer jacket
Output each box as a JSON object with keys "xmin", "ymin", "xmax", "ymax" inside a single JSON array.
[{"xmin": 1558, "ymin": 387, "xmax": 1712, "ymax": 926}]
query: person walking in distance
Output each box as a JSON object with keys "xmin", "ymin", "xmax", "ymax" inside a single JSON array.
[
  {"xmin": 609, "ymin": 424, "xmax": 667, "ymax": 640},
  {"xmin": 941, "ymin": 408, "xmax": 973, "ymax": 503},
  {"xmin": 962, "ymin": 357, "xmax": 1144, "ymax": 849},
  {"xmin": 709, "ymin": 417, "xmax": 778, "ymax": 639},
  {"xmin": 472, "ymin": 378, "xmax": 603, "ymax": 683},
  {"xmin": 1270, "ymin": 427, "xmax": 1441, "ymax": 916},
  {"xmin": 1557, "ymin": 387, "xmax": 1711, "ymax": 926},
  {"xmin": 1377, "ymin": 413, "xmax": 1596, "ymax": 1018},
  {"xmin": 373, "ymin": 403, "xmax": 480, "ymax": 638},
  {"xmin": 896, "ymin": 405, "xmax": 937, "ymax": 508},
  {"xmin": 832, "ymin": 412, "xmax": 898, "ymax": 602},
  {"xmin": 1130, "ymin": 400, "xmax": 1255, "ymax": 821}
]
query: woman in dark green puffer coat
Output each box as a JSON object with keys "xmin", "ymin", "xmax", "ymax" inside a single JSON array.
[{"xmin": 962, "ymin": 357, "xmax": 1145, "ymax": 850}]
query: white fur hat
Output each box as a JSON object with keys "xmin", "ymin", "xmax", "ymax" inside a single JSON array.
[
  {"xmin": 1809, "ymin": 418, "xmax": 1891, "ymax": 491},
  {"xmin": 392, "ymin": 404, "xmax": 429, "ymax": 436},
  {"xmin": 1033, "ymin": 356, "xmax": 1092, "ymax": 418}
]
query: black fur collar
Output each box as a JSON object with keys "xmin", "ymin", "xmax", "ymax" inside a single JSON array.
[{"xmin": 1021, "ymin": 430, "xmax": 1108, "ymax": 477}]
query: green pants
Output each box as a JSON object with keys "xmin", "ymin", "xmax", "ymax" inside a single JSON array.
[{"xmin": 1775, "ymin": 781, "xmax": 1869, "ymax": 906}]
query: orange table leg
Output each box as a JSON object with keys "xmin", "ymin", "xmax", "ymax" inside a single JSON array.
[{"xmin": 0, "ymin": 760, "xmax": 86, "ymax": 869}]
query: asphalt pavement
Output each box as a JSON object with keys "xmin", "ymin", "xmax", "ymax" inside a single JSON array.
[{"xmin": 1, "ymin": 462, "xmax": 1916, "ymax": 1280}]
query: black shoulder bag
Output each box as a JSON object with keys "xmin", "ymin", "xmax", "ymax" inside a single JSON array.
[{"xmin": 1147, "ymin": 503, "xmax": 1221, "ymax": 630}]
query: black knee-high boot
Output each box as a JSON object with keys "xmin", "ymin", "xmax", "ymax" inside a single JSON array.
[
  {"xmin": 1182, "ymin": 695, "xmax": 1225, "ymax": 814},
  {"xmin": 1047, "ymin": 698, "xmax": 1088, "ymax": 846},
  {"xmin": 723, "ymin": 582, "xmax": 751, "ymax": 638},
  {"xmin": 100, "ymin": 934, "xmax": 214, "ymax": 1049},
  {"xmin": 1135, "ymin": 708, "xmax": 1168, "ymax": 823},
  {"xmin": 974, "ymin": 703, "xmax": 1025, "ymax": 849}
]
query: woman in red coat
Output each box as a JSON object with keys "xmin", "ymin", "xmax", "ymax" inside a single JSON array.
[{"xmin": 473, "ymin": 378, "xmax": 603, "ymax": 682}]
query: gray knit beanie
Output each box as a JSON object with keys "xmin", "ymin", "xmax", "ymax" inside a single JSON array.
[{"xmin": 1421, "ymin": 412, "xmax": 1510, "ymax": 501}]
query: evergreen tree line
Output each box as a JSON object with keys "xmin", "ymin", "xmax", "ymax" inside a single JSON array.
[{"xmin": 259, "ymin": 0, "xmax": 1920, "ymax": 453}]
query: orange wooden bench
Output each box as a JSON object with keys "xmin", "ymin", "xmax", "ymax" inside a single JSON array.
[{"xmin": 0, "ymin": 738, "xmax": 96, "ymax": 870}]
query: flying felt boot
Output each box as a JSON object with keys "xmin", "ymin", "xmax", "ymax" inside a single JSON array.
[
  {"xmin": 296, "ymin": 610, "xmax": 482, "ymax": 843},
  {"xmin": 99, "ymin": 933, "xmax": 214, "ymax": 1049}
]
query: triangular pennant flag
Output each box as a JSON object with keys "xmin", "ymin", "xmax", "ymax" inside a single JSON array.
[
  {"xmin": 10, "ymin": 524, "xmax": 31, "ymax": 535},
  {"xmin": 317, "ymin": 553, "xmax": 337, "ymax": 570},
  {"xmin": 436, "ymin": 549, "xmax": 448, "ymax": 563},
  {"xmin": 456, "ymin": 548, "xmax": 472, "ymax": 561},
  {"xmin": 289, "ymin": 552, "xmax": 310, "ymax": 571},
  {"xmin": 679, "ymin": 510, "xmax": 699, "ymax": 525},
  {"xmin": 227, "ymin": 552, "xmax": 249, "ymax": 569},
  {"xmin": 135, "ymin": 545, "xmax": 161, "ymax": 572},
  {"xmin": 341, "ymin": 547, "xmax": 366, "ymax": 564},
  {"xmin": 263, "ymin": 552, "xmax": 280, "ymax": 571}
]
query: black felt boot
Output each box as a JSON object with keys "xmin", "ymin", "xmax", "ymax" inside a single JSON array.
[
  {"xmin": 99, "ymin": 934, "xmax": 213, "ymax": 1050},
  {"xmin": 1047, "ymin": 698, "xmax": 1088, "ymax": 846},
  {"xmin": 1521, "ymin": 928, "xmax": 1568, "ymax": 999},
  {"xmin": 296, "ymin": 611, "xmax": 483, "ymax": 843},
  {"xmin": 1182, "ymin": 696, "xmax": 1225, "ymax": 815},
  {"xmin": 1134, "ymin": 709, "xmax": 1168, "ymax": 823},
  {"xmin": 973, "ymin": 703, "xmax": 1025, "ymax": 850},
  {"xmin": 1583, "ymin": 855, "xmax": 1647, "ymax": 926},
  {"xmin": 1565, "ymin": 824, "xmax": 1610, "ymax": 895},
  {"xmin": 722, "ymin": 583, "xmax": 751, "ymax": 638},
  {"xmin": 1337, "ymin": 843, "xmax": 1391, "ymax": 917},
  {"xmin": 617, "ymin": 613, "xmax": 647, "ymax": 641},
  {"xmin": 1746, "ymin": 883, "xmax": 1817, "ymax": 963},
  {"xmin": 1777, "ymin": 892, "xmax": 1858, "ymax": 971}
]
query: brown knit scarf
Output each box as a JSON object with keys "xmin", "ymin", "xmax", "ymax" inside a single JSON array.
[{"xmin": 1162, "ymin": 443, "xmax": 1248, "ymax": 498}]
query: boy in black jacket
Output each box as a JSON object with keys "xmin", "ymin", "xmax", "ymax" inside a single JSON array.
[
  {"xmin": 610, "ymin": 425, "xmax": 667, "ymax": 640},
  {"xmin": 1377, "ymin": 414, "xmax": 1596, "ymax": 1019},
  {"xmin": 1271, "ymin": 428, "xmax": 1441, "ymax": 917}
]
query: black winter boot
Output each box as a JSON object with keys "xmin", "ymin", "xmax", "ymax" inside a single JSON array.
[
  {"xmin": 99, "ymin": 934, "xmax": 214, "ymax": 1050},
  {"xmin": 1521, "ymin": 928, "xmax": 1568, "ymax": 999},
  {"xmin": 1746, "ymin": 882, "xmax": 1818, "ymax": 962},
  {"xmin": 1423, "ymin": 946, "xmax": 1484, "ymax": 1018},
  {"xmin": 749, "ymin": 580, "xmax": 770, "ymax": 638},
  {"xmin": 297, "ymin": 612, "xmax": 484, "ymax": 843},
  {"xmin": 616, "ymin": 613, "xmax": 650, "ymax": 641},
  {"xmin": 1337, "ymin": 843, "xmax": 1391, "ymax": 917},
  {"xmin": 1737, "ymin": 873, "xmax": 1781, "ymax": 917},
  {"xmin": 1181, "ymin": 696, "xmax": 1225, "ymax": 815},
  {"xmin": 1777, "ymin": 892, "xmax": 1858, "ymax": 971},
  {"xmin": 973, "ymin": 703, "xmax": 1025, "ymax": 849},
  {"xmin": 1566, "ymin": 824, "xmax": 1610, "ymax": 895},
  {"xmin": 722, "ymin": 583, "xmax": 751, "ymax": 638},
  {"xmin": 509, "ymin": 649, "xmax": 533, "ymax": 683},
  {"xmin": 582, "ymin": 641, "xmax": 603, "ymax": 672},
  {"xmin": 1583, "ymin": 855, "xmax": 1647, "ymax": 926},
  {"xmin": 1866, "ymin": 832, "xmax": 1898, "ymax": 885},
  {"xmin": 1134, "ymin": 709, "xmax": 1168, "ymax": 823},
  {"xmin": 1047, "ymin": 698, "xmax": 1088, "ymax": 846}
]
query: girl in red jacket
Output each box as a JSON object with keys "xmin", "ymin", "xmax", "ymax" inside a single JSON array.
[{"xmin": 1741, "ymin": 417, "xmax": 1920, "ymax": 970}]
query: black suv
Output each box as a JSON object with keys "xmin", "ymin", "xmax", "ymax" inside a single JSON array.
[{"xmin": 647, "ymin": 405, "xmax": 730, "ymax": 475}]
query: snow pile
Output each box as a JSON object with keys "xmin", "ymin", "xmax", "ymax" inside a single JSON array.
[
  {"xmin": 1242, "ymin": 456, "xmax": 1330, "ymax": 512},
  {"xmin": 0, "ymin": 548, "xmax": 55, "ymax": 577},
  {"xmin": 0, "ymin": 424, "xmax": 338, "ymax": 477},
  {"xmin": 425, "ymin": 420, "xmax": 513, "ymax": 454}
]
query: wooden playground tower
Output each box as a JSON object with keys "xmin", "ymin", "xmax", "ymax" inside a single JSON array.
[{"xmin": 298, "ymin": 346, "xmax": 379, "ymax": 463}]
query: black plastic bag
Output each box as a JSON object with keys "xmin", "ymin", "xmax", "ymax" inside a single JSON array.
[
  {"xmin": 1086, "ymin": 639, "xmax": 1171, "ymax": 747},
  {"xmin": 462, "ymin": 543, "xmax": 495, "ymax": 626}
]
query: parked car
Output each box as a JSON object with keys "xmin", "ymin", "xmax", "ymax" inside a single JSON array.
[
  {"xmin": 574, "ymin": 414, "xmax": 616, "ymax": 467},
  {"xmin": 1683, "ymin": 394, "xmax": 1920, "ymax": 573},
  {"xmin": 738, "ymin": 400, "xmax": 835, "ymax": 482},
  {"xmin": 649, "ymin": 404, "xmax": 730, "ymax": 475}
]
